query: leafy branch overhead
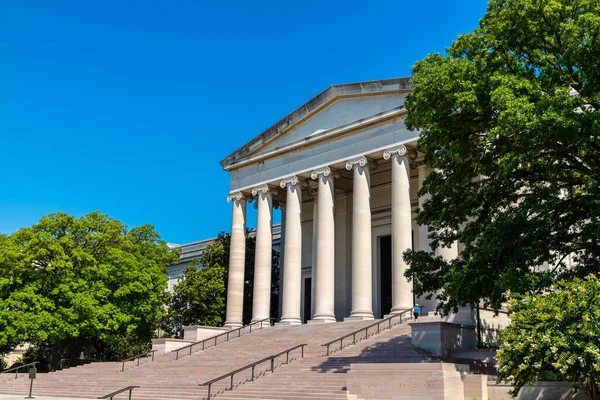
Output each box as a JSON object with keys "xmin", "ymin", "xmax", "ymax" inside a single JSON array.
[{"xmin": 404, "ymin": 0, "xmax": 600, "ymax": 312}]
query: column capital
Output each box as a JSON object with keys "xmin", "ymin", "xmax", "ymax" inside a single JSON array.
[
  {"xmin": 345, "ymin": 156, "xmax": 367, "ymax": 170},
  {"xmin": 227, "ymin": 191, "xmax": 246, "ymax": 203},
  {"xmin": 345, "ymin": 155, "xmax": 378, "ymax": 171},
  {"xmin": 252, "ymin": 184, "xmax": 278, "ymax": 197},
  {"xmin": 310, "ymin": 166, "xmax": 331, "ymax": 180},
  {"xmin": 279, "ymin": 175, "xmax": 299, "ymax": 189},
  {"xmin": 383, "ymin": 145, "xmax": 408, "ymax": 160}
]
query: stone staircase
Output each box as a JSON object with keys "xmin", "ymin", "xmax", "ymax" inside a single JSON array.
[{"xmin": 0, "ymin": 319, "xmax": 428, "ymax": 400}]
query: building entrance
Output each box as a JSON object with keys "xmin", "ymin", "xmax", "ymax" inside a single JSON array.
[
  {"xmin": 303, "ymin": 277, "xmax": 312, "ymax": 323},
  {"xmin": 379, "ymin": 235, "xmax": 392, "ymax": 318}
]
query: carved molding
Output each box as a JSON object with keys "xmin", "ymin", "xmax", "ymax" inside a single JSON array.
[
  {"xmin": 226, "ymin": 192, "xmax": 246, "ymax": 203},
  {"xmin": 345, "ymin": 156, "xmax": 368, "ymax": 170},
  {"xmin": 383, "ymin": 145, "xmax": 408, "ymax": 160},
  {"xmin": 279, "ymin": 175, "xmax": 299, "ymax": 189},
  {"xmin": 311, "ymin": 166, "xmax": 332, "ymax": 180},
  {"xmin": 251, "ymin": 184, "xmax": 271, "ymax": 196}
]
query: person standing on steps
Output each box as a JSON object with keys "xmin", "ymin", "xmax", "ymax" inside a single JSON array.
[{"xmin": 413, "ymin": 304, "xmax": 421, "ymax": 321}]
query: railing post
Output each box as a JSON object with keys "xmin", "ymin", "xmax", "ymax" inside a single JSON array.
[
  {"xmin": 189, "ymin": 345, "xmax": 193, "ymax": 355},
  {"xmin": 270, "ymin": 357, "xmax": 274, "ymax": 373},
  {"xmin": 137, "ymin": 357, "xmax": 140, "ymax": 367},
  {"xmin": 176, "ymin": 349, "xmax": 179, "ymax": 361},
  {"xmin": 128, "ymin": 387, "xmax": 133, "ymax": 400},
  {"xmin": 250, "ymin": 324, "xmax": 252, "ymax": 333},
  {"xmin": 202, "ymin": 341, "xmax": 205, "ymax": 351},
  {"xmin": 152, "ymin": 351, "xmax": 155, "ymax": 362},
  {"xmin": 261, "ymin": 321, "xmax": 264, "ymax": 329},
  {"xmin": 207, "ymin": 383, "xmax": 211, "ymax": 399},
  {"xmin": 286, "ymin": 351, "xmax": 289, "ymax": 364},
  {"xmin": 238, "ymin": 328, "xmax": 241, "ymax": 338},
  {"xmin": 227, "ymin": 331, "xmax": 230, "ymax": 341},
  {"xmin": 122, "ymin": 362, "xmax": 125, "ymax": 372},
  {"xmin": 215, "ymin": 336, "xmax": 217, "ymax": 346},
  {"xmin": 251, "ymin": 365, "xmax": 255, "ymax": 381},
  {"xmin": 353, "ymin": 333, "xmax": 356, "ymax": 345},
  {"xmin": 326, "ymin": 344, "xmax": 330, "ymax": 356},
  {"xmin": 340, "ymin": 340, "xmax": 343, "ymax": 352},
  {"xmin": 301, "ymin": 345, "xmax": 304, "ymax": 358},
  {"xmin": 389, "ymin": 318, "xmax": 392, "ymax": 329},
  {"xmin": 230, "ymin": 373, "xmax": 234, "ymax": 390}
]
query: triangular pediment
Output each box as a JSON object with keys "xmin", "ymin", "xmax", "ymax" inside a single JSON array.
[{"xmin": 221, "ymin": 78, "xmax": 411, "ymax": 170}]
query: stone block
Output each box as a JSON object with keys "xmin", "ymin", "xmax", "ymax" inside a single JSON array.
[
  {"xmin": 410, "ymin": 320, "xmax": 476, "ymax": 357},
  {"xmin": 346, "ymin": 363, "xmax": 469, "ymax": 400},
  {"xmin": 182, "ymin": 325, "xmax": 229, "ymax": 341},
  {"xmin": 151, "ymin": 338, "xmax": 197, "ymax": 354}
]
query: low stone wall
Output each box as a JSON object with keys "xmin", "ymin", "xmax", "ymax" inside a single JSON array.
[
  {"xmin": 517, "ymin": 382, "xmax": 587, "ymax": 400},
  {"xmin": 151, "ymin": 338, "xmax": 197, "ymax": 354},
  {"xmin": 346, "ymin": 363, "xmax": 478, "ymax": 400},
  {"xmin": 410, "ymin": 320, "xmax": 477, "ymax": 357},
  {"xmin": 183, "ymin": 325, "xmax": 229, "ymax": 341}
]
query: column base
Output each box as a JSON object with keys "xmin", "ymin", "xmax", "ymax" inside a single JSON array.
[
  {"xmin": 309, "ymin": 314, "xmax": 337, "ymax": 323},
  {"xmin": 250, "ymin": 318, "xmax": 272, "ymax": 329},
  {"xmin": 345, "ymin": 313, "xmax": 375, "ymax": 321},
  {"xmin": 223, "ymin": 321, "xmax": 243, "ymax": 330},
  {"xmin": 277, "ymin": 318, "xmax": 302, "ymax": 326}
]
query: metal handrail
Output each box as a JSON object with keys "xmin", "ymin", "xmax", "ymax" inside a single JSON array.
[
  {"xmin": 199, "ymin": 343, "xmax": 306, "ymax": 398},
  {"xmin": 321, "ymin": 309, "xmax": 412, "ymax": 356},
  {"xmin": 172, "ymin": 317, "xmax": 273, "ymax": 360},
  {"xmin": 120, "ymin": 350, "xmax": 157, "ymax": 372},
  {"xmin": 0, "ymin": 362, "xmax": 38, "ymax": 380},
  {"xmin": 97, "ymin": 385, "xmax": 140, "ymax": 400}
]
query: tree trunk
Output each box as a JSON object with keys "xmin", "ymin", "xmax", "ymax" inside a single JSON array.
[{"xmin": 586, "ymin": 379, "xmax": 600, "ymax": 400}]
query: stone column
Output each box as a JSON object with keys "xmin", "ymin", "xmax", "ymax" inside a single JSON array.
[
  {"xmin": 251, "ymin": 184, "xmax": 273, "ymax": 323},
  {"xmin": 224, "ymin": 192, "xmax": 247, "ymax": 328},
  {"xmin": 279, "ymin": 176, "xmax": 302, "ymax": 325},
  {"xmin": 346, "ymin": 156, "xmax": 374, "ymax": 320},
  {"xmin": 383, "ymin": 145, "xmax": 414, "ymax": 312},
  {"xmin": 310, "ymin": 193, "xmax": 318, "ymax": 318},
  {"xmin": 310, "ymin": 167, "xmax": 336, "ymax": 323}
]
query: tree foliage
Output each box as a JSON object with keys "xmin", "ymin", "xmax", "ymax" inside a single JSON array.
[
  {"xmin": 497, "ymin": 275, "xmax": 600, "ymax": 399},
  {"xmin": 163, "ymin": 231, "xmax": 279, "ymax": 335},
  {"xmin": 404, "ymin": 0, "xmax": 600, "ymax": 312},
  {"xmin": 0, "ymin": 212, "xmax": 179, "ymax": 370}
]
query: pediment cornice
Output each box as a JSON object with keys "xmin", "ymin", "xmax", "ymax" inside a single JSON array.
[{"xmin": 220, "ymin": 77, "xmax": 412, "ymax": 170}]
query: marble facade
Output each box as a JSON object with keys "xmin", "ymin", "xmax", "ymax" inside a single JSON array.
[{"xmin": 220, "ymin": 78, "xmax": 460, "ymax": 328}]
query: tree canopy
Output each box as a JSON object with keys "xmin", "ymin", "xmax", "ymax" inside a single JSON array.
[
  {"xmin": 404, "ymin": 0, "xmax": 600, "ymax": 312},
  {"xmin": 496, "ymin": 275, "xmax": 600, "ymax": 399},
  {"xmin": 162, "ymin": 231, "xmax": 279, "ymax": 335},
  {"xmin": 0, "ymin": 212, "xmax": 179, "ymax": 370}
]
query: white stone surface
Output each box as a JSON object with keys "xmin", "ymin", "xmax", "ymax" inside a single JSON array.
[
  {"xmin": 387, "ymin": 147, "xmax": 413, "ymax": 312},
  {"xmin": 348, "ymin": 158, "xmax": 374, "ymax": 320},
  {"xmin": 224, "ymin": 195, "xmax": 246, "ymax": 328},
  {"xmin": 279, "ymin": 178, "xmax": 302, "ymax": 324},
  {"xmin": 251, "ymin": 187, "xmax": 273, "ymax": 322},
  {"xmin": 182, "ymin": 325, "xmax": 229, "ymax": 341},
  {"xmin": 312, "ymin": 169, "xmax": 336, "ymax": 323}
]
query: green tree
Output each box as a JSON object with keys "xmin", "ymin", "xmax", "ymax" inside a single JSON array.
[
  {"xmin": 497, "ymin": 275, "xmax": 600, "ymax": 399},
  {"xmin": 0, "ymin": 212, "xmax": 179, "ymax": 370},
  {"xmin": 403, "ymin": 0, "xmax": 600, "ymax": 312},
  {"xmin": 163, "ymin": 230, "xmax": 280, "ymax": 335}
]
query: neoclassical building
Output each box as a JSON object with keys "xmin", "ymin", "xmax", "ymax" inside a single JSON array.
[{"xmin": 220, "ymin": 77, "xmax": 462, "ymax": 328}]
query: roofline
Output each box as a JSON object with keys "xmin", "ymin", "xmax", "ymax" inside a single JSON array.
[{"xmin": 220, "ymin": 77, "xmax": 412, "ymax": 169}]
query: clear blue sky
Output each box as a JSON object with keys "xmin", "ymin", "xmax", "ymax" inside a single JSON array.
[{"xmin": 0, "ymin": 0, "xmax": 487, "ymax": 244}]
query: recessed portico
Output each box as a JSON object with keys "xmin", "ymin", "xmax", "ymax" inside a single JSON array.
[{"xmin": 221, "ymin": 78, "xmax": 441, "ymax": 326}]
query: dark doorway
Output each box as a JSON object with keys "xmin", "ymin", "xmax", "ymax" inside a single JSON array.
[
  {"xmin": 380, "ymin": 235, "xmax": 392, "ymax": 318},
  {"xmin": 303, "ymin": 277, "xmax": 312, "ymax": 323}
]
